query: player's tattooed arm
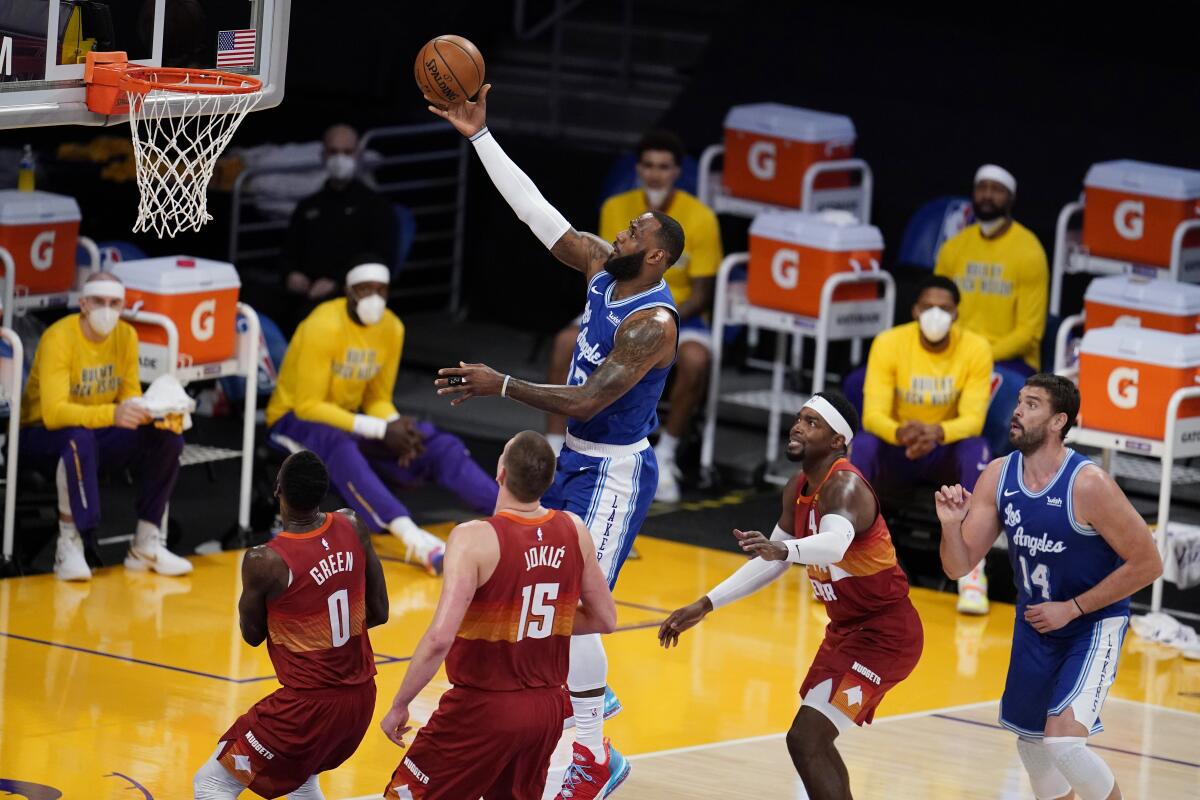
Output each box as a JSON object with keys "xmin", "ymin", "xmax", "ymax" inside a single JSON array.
[
  {"xmin": 549, "ymin": 229, "xmax": 614, "ymax": 276},
  {"xmin": 237, "ymin": 546, "xmax": 288, "ymax": 647},
  {"xmin": 343, "ymin": 509, "xmax": 390, "ymax": 628}
]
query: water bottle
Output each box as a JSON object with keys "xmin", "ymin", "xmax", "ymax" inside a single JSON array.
[{"xmin": 17, "ymin": 145, "xmax": 35, "ymax": 192}]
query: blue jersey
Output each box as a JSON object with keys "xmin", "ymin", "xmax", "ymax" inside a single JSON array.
[
  {"xmin": 996, "ymin": 449, "xmax": 1129, "ymax": 638},
  {"xmin": 566, "ymin": 270, "xmax": 677, "ymax": 445}
]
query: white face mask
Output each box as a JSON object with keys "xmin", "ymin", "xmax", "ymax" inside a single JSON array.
[
  {"xmin": 918, "ymin": 306, "xmax": 953, "ymax": 343},
  {"xmin": 355, "ymin": 293, "xmax": 386, "ymax": 326},
  {"xmin": 86, "ymin": 305, "xmax": 120, "ymax": 337},
  {"xmin": 326, "ymin": 153, "xmax": 357, "ymax": 181},
  {"xmin": 643, "ymin": 186, "xmax": 670, "ymax": 209}
]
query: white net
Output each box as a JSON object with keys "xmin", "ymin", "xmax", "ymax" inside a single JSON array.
[{"xmin": 125, "ymin": 73, "xmax": 261, "ymax": 238}]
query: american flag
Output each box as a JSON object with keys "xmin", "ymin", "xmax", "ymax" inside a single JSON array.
[{"xmin": 216, "ymin": 29, "xmax": 256, "ymax": 68}]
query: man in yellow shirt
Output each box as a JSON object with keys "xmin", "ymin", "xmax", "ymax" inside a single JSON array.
[
  {"xmin": 545, "ymin": 130, "xmax": 723, "ymax": 502},
  {"xmin": 850, "ymin": 276, "xmax": 994, "ymax": 614},
  {"xmin": 19, "ymin": 273, "xmax": 191, "ymax": 581},
  {"xmin": 934, "ymin": 164, "xmax": 1048, "ymax": 376},
  {"xmin": 266, "ymin": 263, "xmax": 497, "ymax": 575}
]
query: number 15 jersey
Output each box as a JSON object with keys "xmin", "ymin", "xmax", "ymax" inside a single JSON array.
[
  {"xmin": 447, "ymin": 510, "xmax": 584, "ymax": 692},
  {"xmin": 996, "ymin": 449, "xmax": 1128, "ymax": 638}
]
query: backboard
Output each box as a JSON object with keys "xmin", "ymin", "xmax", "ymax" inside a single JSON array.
[{"xmin": 0, "ymin": 0, "xmax": 288, "ymax": 128}]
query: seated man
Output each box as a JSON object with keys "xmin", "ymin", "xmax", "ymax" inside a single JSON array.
[
  {"xmin": 545, "ymin": 130, "xmax": 723, "ymax": 503},
  {"xmin": 19, "ymin": 273, "xmax": 191, "ymax": 581},
  {"xmin": 265, "ymin": 262, "xmax": 498, "ymax": 575},
  {"xmin": 850, "ymin": 276, "xmax": 994, "ymax": 614}
]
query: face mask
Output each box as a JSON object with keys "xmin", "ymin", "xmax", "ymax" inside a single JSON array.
[
  {"xmin": 326, "ymin": 153, "xmax": 357, "ymax": 181},
  {"xmin": 87, "ymin": 306, "xmax": 120, "ymax": 337},
  {"xmin": 643, "ymin": 186, "xmax": 669, "ymax": 209},
  {"xmin": 918, "ymin": 306, "xmax": 952, "ymax": 343},
  {"xmin": 355, "ymin": 294, "xmax": 386, "ymax": 325}
]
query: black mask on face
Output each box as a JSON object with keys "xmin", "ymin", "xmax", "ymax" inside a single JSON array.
[{"xmin": 604, "ymin": 249, "xmax": 646, "ymax": 281}]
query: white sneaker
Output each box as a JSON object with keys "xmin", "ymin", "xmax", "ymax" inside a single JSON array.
[
  {"xmin": 125, "ymin": 541, "xmax": 194, "ymax": 576},
  {"xmin": 54, "ymin": 530, "xmax": 92, "ymax": 582},
  {"xmin": 956, "ymin": 562, "xmax": 989, "ymax": 615},
  {"xmin": 655, "ymin": 460, "xmax": 681, "ymax": 504},
  {"xmin": 390, "ymin": 524, "xmax": 445, "ymax": 576}
]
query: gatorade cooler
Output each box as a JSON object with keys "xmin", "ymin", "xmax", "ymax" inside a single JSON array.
[
  {"xmin": 723, "ymin": 103, "xmax": 856, "ymax": 207},
  {"xmin": 1082, "ymin": 160, "xmax": 1200, "ymax": 268},
  {"xmin": 747, "ymin": 211, "xmax": 882, "ymax": 317},
  {"xmin": 1078, "ymin": 326, "xmax": 1200, "ymax": 439},
  {"xmin": 1084, "ymin": 275, "xmax": 1200, "ymax": 333},
  {"xmin": 113, "ymin": 256, "xmax": 241, "ymax": 364},
  {"xmin": 0, "ymin": 190, "xmax": 81, "ymax": 294}
]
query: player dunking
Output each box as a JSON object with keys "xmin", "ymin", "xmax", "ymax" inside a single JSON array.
[
  {"xmin": 428, "ymin": 85, "xmax": 684, "ymax": 797},
  {"xmin": 381, "ymin": 431, "xmax": 617, "ymax": 799},
  {"xmin": 937, "ymin": 374, "xmax": 1161, "ymax": 800},
  {"xmin": 659, "ymin": 392, "xmax": 924, "ymax": 800},
  {"xmin": 192, "ymin": 451, "xmax": 389, "ymax": 800}
]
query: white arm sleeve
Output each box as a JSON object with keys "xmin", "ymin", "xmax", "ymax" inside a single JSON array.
[
  {"xmin": 784, "ymin": 513, "xmax": 855, "ymax": 566},
  {"xmin": 705, "ymin": 525, "xmax": 793, "ymax": 610},
  {"xmin": 469, "ymin": 127, "xmax": 572, "ymax": 249}
]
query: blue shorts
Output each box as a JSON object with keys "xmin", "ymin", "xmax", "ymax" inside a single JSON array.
[
  {"xmin": 542, "ymin": 442, "xmax": 658, "ymax": 589},
  {"xmin": 999, "ymin": 615, "xmax": 1128, "ymax": 738},
  {"xmin": 676, "ymin": 316, "xmax": 712, "ymax": 350}
]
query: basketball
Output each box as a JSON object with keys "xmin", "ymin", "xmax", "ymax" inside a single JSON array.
[{"xmin": 415, "ymin": 35, "xmax": 485, "ymax": 107}]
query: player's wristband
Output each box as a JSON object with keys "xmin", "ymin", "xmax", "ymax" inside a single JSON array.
[
  {"xmin": 1072, "ymin": 597, "xmax": 1085, "ymax": 616},
  {"xmin": 501, "ymin": 374, "xmax": 512, "ymax": 398},
  {"xmin": 352, "ymin": 414, "xmax": 388, "ymax": 440}
]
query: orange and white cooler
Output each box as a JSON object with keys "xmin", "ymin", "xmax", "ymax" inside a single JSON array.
[
  {"xmin": 1078, "ymin": 326, "xmax": 1200, "ymax": 440},
  {"xmin": 1084, "ymin": 274, "xmax": 1200, "ymax": 333},
  {"xmin": 0, "ymin": 190, "xmax": 81, "ymax": 294},
  {"xmin": 723, "ymin": 103, "xmax": 856, "ymax": 207},
  {"xmin": 1082, "ymin": 160, "xmax": 1200, "ymax": 268},
  {"xmin": 113, "ymin": 256, "xmax": 241, "ymax": 365},
  {"xmin": 747, "ymin": 210, "xmax": 882, "ymax": 317}
]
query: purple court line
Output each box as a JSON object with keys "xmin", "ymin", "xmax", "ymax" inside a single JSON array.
[{"xmin": 933, "ymin": 714, "xmax": 1200, "ymax": 769}]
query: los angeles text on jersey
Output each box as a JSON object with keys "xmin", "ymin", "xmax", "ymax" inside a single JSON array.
[{"xmin": 309, "ymin": 551, "xmax": 354, "ymax": 586}]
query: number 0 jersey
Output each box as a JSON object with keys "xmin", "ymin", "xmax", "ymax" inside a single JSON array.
[
  {"xmin": 446, "ymin": 510, "xmax": 584, "ymax": 692},
  {"xmin": 997, "ymin": 449, "xmax": 1129, "ymax": 638},
  {"xmin": 264, "ymin": 512, "xmax": 376, "ymax": 690}
]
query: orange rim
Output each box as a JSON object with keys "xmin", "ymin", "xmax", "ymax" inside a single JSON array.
[{"xmin": 118, "ymin": 66, "xmax": 262, "ymax": 97}]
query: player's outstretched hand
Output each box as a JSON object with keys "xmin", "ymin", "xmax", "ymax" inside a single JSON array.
[
  {"xmin": 380, "ymin": 704, "xmax": 412, "ymax": 748},
  {"xmin": 1024, "ymin": 600, "xmax": 1081, "ymax": 634},
  {"xmin": 434, "ymin": 361, "xmax": 504, "ymax": 406},
  {"xmin": 658, "ymin": 598, "xmax": 712, "ymax": 648},
  {"xmin": 934, "ymin": 484, "xmax": 972, "ymax": 525},
  {"xmin": 425, "ymin": 83, "xmax": 491, "ymax": 138},
  {"xmin": 734, "ymin": 528, "xmax": 788, "ymax": 561}
]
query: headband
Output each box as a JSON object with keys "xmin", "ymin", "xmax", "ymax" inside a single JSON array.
[
  {"xmin": 346, "ymin": 263, "xmax": 390, "ymax": 287},
  {"xmin": 974, "ymin": 164, "xmax": 1016, "ymax": 194},
  {"xmin": 803, "ymin": 395, "xmax": 854, "ymax": 444},
  {"xmin": 81, "ymin": 280, "xmax": 125, "ymax": 301}
]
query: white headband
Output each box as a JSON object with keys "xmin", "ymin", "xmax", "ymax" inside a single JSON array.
[
  {"xmin": 803, "ymin": 395, "xmax": 854, "ymax": 444},
  {"xmin": 81, "ymin": 280, "xmax": 125, "ymax": 301},
  {"xmin": 975, "ymin": 164, "xmax": 1016, "ymax": 195},
  {"xmin": 346, "ymin": 263, "xmax": 390, "ymax": 287}
]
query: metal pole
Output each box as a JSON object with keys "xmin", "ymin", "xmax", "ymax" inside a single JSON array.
[{"xmin": 236, "ymin": 304, "xmax": 261, "ymax": 532}]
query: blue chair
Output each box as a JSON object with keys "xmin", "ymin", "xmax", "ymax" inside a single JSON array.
[
  {"xmin": 596, "ymin": 152, "xmax": 701, "ymax": 210},
  {"xmin": 393, "ymin": 204, "xmax": 417, "ymax": 270},
  {"xmin": 219, "ymin": 312, "xmax": 289, "ymax": 403},
  {"xmin": 76, "ymin": 240, "xmax": 148, "ymax": 270},
  {"xmin": 895, "ymin": 196, "xmax": 974, "ymax": 271}
]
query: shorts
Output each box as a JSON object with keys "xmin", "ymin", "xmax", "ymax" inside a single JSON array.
[
  {"xmin": 385, "ymin": 686, "xmax": 563, "ymax": 800},
  {"xmin": 217, "ymin": 680, "xmax": 376, "ymax": 799},
  {"xmin": 798, "ymin": 600, "xmax": 924, "ymax": 727},
  {"xmin": 542, "ymin": 440, "xmax": 657, "ymax": 589},
  {"xmin": 999, "ymin": 615, "xmax": 1128, "ymax": 738}
]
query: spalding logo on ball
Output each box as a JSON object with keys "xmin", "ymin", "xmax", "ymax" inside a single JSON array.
[{"xmin": 415, "ymin": 35, "xmax": 485, "ymax": 107}]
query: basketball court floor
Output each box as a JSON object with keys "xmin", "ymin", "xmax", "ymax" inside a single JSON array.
[{"xmin": 2, "ymin": 529, "xmax": 1197, "ymax": 799}]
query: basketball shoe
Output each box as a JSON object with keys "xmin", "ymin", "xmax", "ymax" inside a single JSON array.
[
  {"xmin": 563, "ymin": 685, "xmax": 623, "ymax": 729},
  {"xmin": 125, "ymin": 522, "xmax": 193, "ymax": 577},
  {"xmin": 389, "ymin": 518, "xmax": 445, "ymax": 576},
  {"xmin": 956, "ymin": 561, "xmax": 989, "ymax": 615},
  {"xmin": 54, "ymin": 527, "xmax": 92, "ymax": 581},
  {"xmin": 556, "ymin": 739, "xmax": 630, "ymax": 799}
]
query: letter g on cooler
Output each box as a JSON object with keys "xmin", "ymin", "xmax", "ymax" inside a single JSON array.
[
  {"xmin": 771, "ymin": 247, "xmax": 799, "ymax": 290},
  {"xmin": 1107, "ymin": 366, "xmax": 1139, "ymax": 410},
  {"xmin": 748, "ymin": 140, "xmax": 777, "ymax": 181},
  {"xmin": 191, "ymin": 298, "xmax": 216, "ymax": 342},
  {"xmin": 1114, "ymin": 199, "xmax": 1144, "ymax": 241},
  {"xmin": 31, "ymin": 230, "xmax": 55, "ymax": 271}
]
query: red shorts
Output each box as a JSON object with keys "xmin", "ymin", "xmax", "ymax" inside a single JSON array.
[
  {"xmin": 385, "ymin": 686, "xmax": 563, "ymax": 800},
  {"xmin": 799, "ymin": 600, "xmax": 923, "ymax": 726},
  {"xmin": 218, "ymin": 680, "xmax": 376, "ymax": 799}
]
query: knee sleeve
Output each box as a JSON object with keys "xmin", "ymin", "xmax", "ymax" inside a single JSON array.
[
  {"xmin": 567, "ymin": 633, "xmax": 607, "ymax": 693},
  {"xmin": 287, "ymin": 775, "xmax": 325, "ymax": 800},
  {"xmin": 1044, "ymin": 736, "xmax": 1116, "ymax": 800},
  {"xmin": 193, "ymin": 744, "xmax": 246, "ymax": 799},
  {"xmin": 1016, "ymin": 737, "xmax": 1072, "ymax": 799}
]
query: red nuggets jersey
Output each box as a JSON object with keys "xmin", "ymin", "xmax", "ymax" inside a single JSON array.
[
  {"xmin": 264, "ymin": 512, "xmax": 376, "ymax": 690},
  {"xmin": 446, "ymin": 510, "xmax": 583, "ymax": 691},
  {"xmin": 794, "ymin": 459, "xmax": 911, "ymax": 628}
]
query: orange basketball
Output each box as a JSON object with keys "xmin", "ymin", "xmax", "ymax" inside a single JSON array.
[{"xmin": 415, "ymin": 35, "xmax": 485, "ymax": 107}]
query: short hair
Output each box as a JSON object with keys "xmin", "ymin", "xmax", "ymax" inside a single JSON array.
[
  {"xmin": 650, "ymin": 211, "xmax": 685, "ymax": 267},
  {"xmin": 636, "ymin": 129, "xmax": 684, "ymax": 167},
  {"xmin": 916, "ymin": 275, "xmax": 960, "ymax": 306},
  {"xmin": 812, "ymin": 390, "xmax": 861, "ymax": 446},
  {"xmin": 1023, "ymin": 373, "xmax": 1080, "ymax": 440},
  {"xmin": 278, "ymin": 450, "xmax": 329, "ymax": 512},
  {"xmin": 504, "ymin": 430, "xmax": 557, "ymax": 503}
]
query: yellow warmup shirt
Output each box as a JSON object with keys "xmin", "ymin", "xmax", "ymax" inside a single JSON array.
[
  {"xmin": 21, "ymin": 315, "xmax": 141, "ymax": 429},
  {"xmin": 862, "ymin": 322, "xmax": 993, "ymax": 445},
  {"xmin": 599, "ymin": 188, "xmax": 722, "ymax": 310},
  {"xmin": 934, "ymin": 221, "xmax": 1048, "ymax": 371},
  {"xmin": 266, "ymin": 298, "xmax": 403, "ymax": 432}
]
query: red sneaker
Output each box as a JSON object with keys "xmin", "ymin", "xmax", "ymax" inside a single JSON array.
[{"xmin": 555, "ymin": 739, "xmax": 630, "ymax": 799}]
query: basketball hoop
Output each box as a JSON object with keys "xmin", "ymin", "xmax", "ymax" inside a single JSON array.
[{"xmin": 85, "ymin": 52, "xmax": 263, "ymax": 239}]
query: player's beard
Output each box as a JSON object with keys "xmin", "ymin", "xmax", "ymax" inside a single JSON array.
[
  {"xmin": 1009, "ymin": 418, "xmax": 1047, "ymax": 453},
  {"xmin": 604, "ymin": 249, "xmax": 645, "ymax": 281},
  {"xmin": 972, "ymin": 198, "xmax": 1010, "ymax": 222}
]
